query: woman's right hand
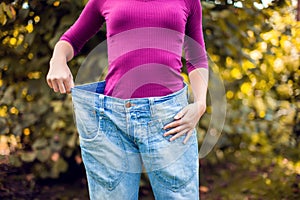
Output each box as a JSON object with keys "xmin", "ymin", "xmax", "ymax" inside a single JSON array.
[{"xmin": 46, "ymin": 58, "xmax": 74, "ymax": 94}]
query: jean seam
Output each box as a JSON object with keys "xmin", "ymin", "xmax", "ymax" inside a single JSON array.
[
  {"xmin": 149, "ymin": 133, "xmax": 197, "ymax": 191},
  {"xmin": 106, "ymin": 130, "xmax": 129, "ymax": 191},
  {"xmin": 152, "ymin": 152, "xmax": 196, "ymax": 192}
]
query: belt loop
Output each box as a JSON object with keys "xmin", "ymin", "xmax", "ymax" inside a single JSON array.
[
  {"xmin": 99, "ymin": 94, "xmax": 105, "ymax": 113},
  {"xmin": 149, "ymin": 97, "xmax": 155, "ymax": 118},
  {"xmin": 184, "ymin": 82, "xmax": 189, "ymax": 102},
  {"xmin": 185, "ymin": 84, "xmax": 189, "ymax": 104},
  {"xmin": 175, "ymin": 82, "xmax": 188, "ymax": 106},
  {"xmin": 149, "ymin": 97, "xmax": 154, "ymax": 106}
]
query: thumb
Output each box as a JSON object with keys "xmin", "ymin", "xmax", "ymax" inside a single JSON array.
[
  {"xmin": 70, "ymin": 79, "xmax": 75, "ymax": 88},
  {"xmin": 69, "ymin": 73, "xmax": 75, "ymax": 88}
]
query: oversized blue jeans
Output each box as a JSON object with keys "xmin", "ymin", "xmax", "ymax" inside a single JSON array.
[{"xmin": 71, "ymin": 81, "xmax": 199, "ymax": 200}]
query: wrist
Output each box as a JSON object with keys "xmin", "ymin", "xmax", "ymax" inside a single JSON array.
[
  {"xmin": 193, "ymin": 97, "xmax": 206, "ymax": 104},
  {"xmin": 50, "ymin": 56, "xmax": 67, "ymax": 63},
  {"xmin": 193, "ymin": 100, "xmax": 206, "ymax": 113},
  {"xmin": 49, "ymin": 56, "xmax": 68, "ymax": 68}
]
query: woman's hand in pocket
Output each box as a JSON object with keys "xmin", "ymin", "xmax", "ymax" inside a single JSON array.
[{"xmin": 163, "ymin": 101, "xmax": 206, "ymax": 144}]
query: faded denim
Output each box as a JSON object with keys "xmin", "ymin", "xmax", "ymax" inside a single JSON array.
[{"xmin": 71, "ymin": 81, "xmax": 199, "ymax": 200}]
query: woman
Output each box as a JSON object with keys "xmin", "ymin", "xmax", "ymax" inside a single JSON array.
[{"xmin": 46, "ymin": 0, "xmax": 208, "ymax": 199}]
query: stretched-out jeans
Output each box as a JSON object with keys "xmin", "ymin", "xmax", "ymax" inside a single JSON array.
[{"xmin": 71, "ymin": 81, "xmax": 199, "ymax": 200}]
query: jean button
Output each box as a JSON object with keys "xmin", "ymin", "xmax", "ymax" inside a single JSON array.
[{"xmin": 125, "ymin": 102, "xmax": 131, "ymax": 108}]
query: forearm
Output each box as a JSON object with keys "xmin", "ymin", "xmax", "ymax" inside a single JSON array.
[
  {"xmin": 50, "ymin": 40, "xmax": 74, "ymax": 63},
  {"xmin": 47, "ymin": 40, "xmax": 75, "ymax": 94},
  {"xmin": 165, "ymin": 67, "xmax": 208, "ymax": 143},
  {"xmin": 188, "ymin": 68, "xmax": 209, "ymax": 103}
]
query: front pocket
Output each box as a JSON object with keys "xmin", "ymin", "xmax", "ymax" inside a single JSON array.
[
  {"xmin": 160, "ymin": 116, "xmax": 187, "ymax": 143},
  {"xmin": 148, "ymin": 115, "xmax": 197, "ymax": 145},
  {"xmin": 79, "ymin": 112, "xmax": 128, "ymax": 191},
  {"xmin": 73, "ymin": 101, "xmax": 100, "ymax": 141}
]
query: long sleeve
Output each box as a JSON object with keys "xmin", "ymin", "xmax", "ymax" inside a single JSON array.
[
  {"xmin": 183, "ymin": 0, "xmax": 208, "ymax": 73},
  {"xmin": 57, "ymin": 0, "xmax": 207, "ymax": 98},
  {"xmin": 59, "ymin": 0, "xmax": 105, "ymax": 56}
]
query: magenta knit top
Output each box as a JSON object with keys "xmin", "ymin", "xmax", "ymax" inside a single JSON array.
[{"xmin": 60, "ymin": 0, "xmax": 208, "ymax": 99}]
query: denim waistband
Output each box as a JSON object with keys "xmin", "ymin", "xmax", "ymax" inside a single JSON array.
[{"xmin": 70, "ymin": 80, "xmax": 188, "ymax": 113}]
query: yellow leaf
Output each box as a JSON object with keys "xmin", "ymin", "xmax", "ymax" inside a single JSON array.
[
  {"xmin": 253, "ymin": 97, "xmax": 266, "ymax": 114},
  {"xmin": 273, "ymin": 58, "xmax": 284, "ymax": 73},
  {"xmin": 250, "ymin": 50, "xmax": 263, "ymax": 60},
  {"xmin": 9, "ymin": 38, "xmax": 17, "ymax": 46},
  {"xmin": 0, "ymin": 106, "xmax": 8, "ymax": 117},
  {"xmin": 23, "ymin": 128, "xmax": 30, "ymax": 136},
  {"xmin": 242, "ymin": 60, "xmax": 256, "ymax": 71},
  {"xmin": 34, "ymin": 16, "xmax": 40, "ymax": 23},
  {"xmin": 25, "ymin": 23, "xmax": 33, "ymax": 33},
  {"xmin": 230, "ymin": 68, "xmax": 242, "ymax": 79},
  {"xmin": 226, "ymin": 90, "xmax": 234, "ymax": 99},
  {"xmin": 240, "ymin": 82, "xmax": 252, "ymax": 95},
  {"xmin": 265, "ymin": 178, "xmax": 271, "ymax": 185},
  {"xmin": 53, "ymin": 1, "xmax": 60, "ymax": 7},
  {"xmin": 10, "ymin": 107, "xmax": 19, "ymax": 115}
]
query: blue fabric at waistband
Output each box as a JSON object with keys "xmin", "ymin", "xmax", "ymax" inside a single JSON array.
[{"xmin": 70, "ymin": 80, "xmax": 188, "ymax": 110}]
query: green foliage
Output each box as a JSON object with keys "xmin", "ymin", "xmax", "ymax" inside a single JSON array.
[
  {"xmin": 200, "ymin": 0, "xmax": 300, "ymax": 198},
  {"xmin": 0, "ymin": 0, "xmax": 299, "ymax": 198},
  {"xmin": 0, "ymin": 0, "xmax": 93, "ymax": 178}
]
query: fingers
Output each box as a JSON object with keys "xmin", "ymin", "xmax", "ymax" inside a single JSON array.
[
  {"xmin": 63, "ymin": 74, "xmax": 74, "ymax": 93},
  {"xmin": 51, "ymin": 80, "xmax": 60, "ymax": 93},
  {"xmin": 183, "ymin": 129, "xmax": 194, "ymax": 144},
  {"xmin": 46, "ymin": 77, "xmax": 53, "ymax": 89},
  {"xmin": 174, "ymin": 107, "xmax": 188, "ymax": 120},
  {"xmin": 46, "ymin": 74, "xmax": 74, "ymax": 94},
  {"xmin": 164, "ymin": 126, "xmax": 194, "ymax": 144},
  {"xmin": 164, "ymin": 116, "xmax": 194, "ymax": 131},
  {"xmin": 164, "ymin": 122, "xmax": 185, "ymax": 137},
  {"xmin": 169, "ymin": 128, "xmax": 190, "ymax": 142},
  {"xmin": 57, "ymin": 79, "xmax": 67, "ymax": 93},
  {"xmin": 163, "ymin": 118, "xmax": 189, "ymax": 141},
  {"xmin": 163, "ymin": 105, "xmax": 197, "ymax": 143},
  {"xmin": 163, "ymin": 118, "xmax": 182, "ymax": 130}
]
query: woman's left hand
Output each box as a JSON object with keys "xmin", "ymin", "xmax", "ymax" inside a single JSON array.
[{"xmin": 163, "ymin": 101, "xmax": 206, "ymax": 144}]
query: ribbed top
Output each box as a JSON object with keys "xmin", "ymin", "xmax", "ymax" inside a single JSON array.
[{"xmin": 60, "ymin": 0, "xmax": 208, "ymax": 99}]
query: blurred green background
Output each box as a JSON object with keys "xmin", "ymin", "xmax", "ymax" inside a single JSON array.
[{"xmin": 0, "ymin": 0, "xmax": 299, "ymax": 199}]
